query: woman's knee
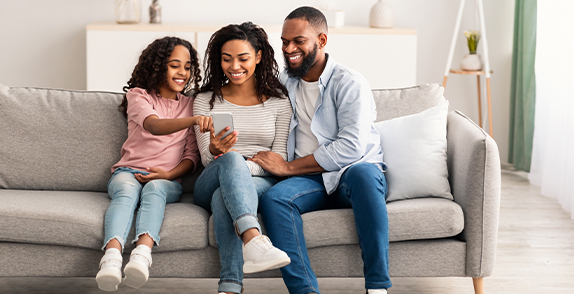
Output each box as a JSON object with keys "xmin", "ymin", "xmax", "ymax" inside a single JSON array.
[
  {"xmin": 217, "ymin": 151, "xmax": 246, "ymax": 167},
  {"xmin": 210, "ymin": 188, "xmax": 226, "ymax": 213}
]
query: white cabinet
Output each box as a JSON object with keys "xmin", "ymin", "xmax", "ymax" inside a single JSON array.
[{"xmin": 86, "ymin": 23, "xmax": 416, "ymax": 92}]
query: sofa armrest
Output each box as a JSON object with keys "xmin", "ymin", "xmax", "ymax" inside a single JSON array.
[{"xmin": 446, "ymin": 110, "xmax": 501, "ymax": 278}]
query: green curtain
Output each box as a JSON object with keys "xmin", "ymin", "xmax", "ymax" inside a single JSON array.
[{"xmin": 508, "ymin": 0, "xmax": 537, "ymax": 172}]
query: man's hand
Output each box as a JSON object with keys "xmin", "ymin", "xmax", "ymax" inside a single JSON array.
[
  {"xmin": 135, "ymin": 167, "xmax": 170, "ymax": 183},
  {"xmin": 249, "ymin": 151, "xmax": 290, "ymax": 176}
]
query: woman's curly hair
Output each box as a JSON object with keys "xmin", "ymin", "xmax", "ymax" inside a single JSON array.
[
  {"xmin": 196, "ymin": 22, "xmax": 288, "ymax": 109},
  {"xmin": 119, "ymin": 36, "xmax": 202, "ymax": 118}
]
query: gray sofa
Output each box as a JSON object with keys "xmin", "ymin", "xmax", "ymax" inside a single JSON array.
[{"xmin": 0, "ymin": 83, "xmax": 500, "ymax": 293}]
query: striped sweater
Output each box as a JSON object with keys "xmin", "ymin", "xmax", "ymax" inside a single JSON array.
[{"xmin": 193, "ymin": 92, "xmax": 292, "ymax": 176}]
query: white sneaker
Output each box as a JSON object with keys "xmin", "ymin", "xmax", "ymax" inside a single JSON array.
[
  {"xmin": 123, "ymin": 245, "xmax": 152, "ymax": 289},
  {"xmin": 96, "ymin": 248, "xmax": 123, "ymax": 292},
  {"xmin": 367, "ymin": 289, "xmax": 388, "ymax": 294},
  {"xmin": 242, "ymin": 235, "xmax": 291, "ymax": 274}
]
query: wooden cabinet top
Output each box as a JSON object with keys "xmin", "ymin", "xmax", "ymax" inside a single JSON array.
[{"xmin": 86, "ymin": 22, "xmax": 417, "ymax": 35}]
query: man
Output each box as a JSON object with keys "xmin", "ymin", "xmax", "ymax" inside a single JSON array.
[{"xmin": 249, "ymin": 6, "xmax": 391, "ymax": 294}]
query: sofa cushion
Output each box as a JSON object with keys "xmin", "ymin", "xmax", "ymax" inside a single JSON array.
[
  {"xmin": 0, "ymin": 190, "xmax": 209, "ymax": 251},
  {"xmin": 375, "ymin": 100, "xmax": 452, "ymax": 202},
  {"xmin": 372, "ymin": 83, "xmax": 445, "ymax": 122},
  {"xmin": 208, "ymin": 198, "xmax": 464, "ymax": 248},
  {"xmin": 0, "ymin": 85, "xmax": 199, "ymax": 194},
  {"xmin": 0, "ymin": 85, "xmax": 126, "ymax": 192}
]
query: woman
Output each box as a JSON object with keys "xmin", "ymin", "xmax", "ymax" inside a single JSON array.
[{"xmin": 192, "ymin": 22, "xmax": 293, "ymax": 294}]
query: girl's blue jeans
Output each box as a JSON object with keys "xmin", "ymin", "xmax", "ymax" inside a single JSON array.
[
  {"xmin": 103, "ymin": 167, "xmax": 182, "ymax": 251},
  {"xmin": 194, "ymin": 152, "xmax": 277, "ymax": 294}
]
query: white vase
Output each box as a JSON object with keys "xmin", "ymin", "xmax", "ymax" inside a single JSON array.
[
  {"xmin": 460, "ymin": 54, "xmax": 482, "ymax": 71},
  {"xmin": 369, "ymin": 0, "xmax": 394, "ymax": 28},
  {"xmin": 115, "ymin": 0, "xmax": 141, "ymax": 24}
]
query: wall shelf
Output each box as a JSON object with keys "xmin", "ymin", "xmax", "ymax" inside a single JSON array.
[{"xmin": 86, "ymin": 22, "xmax": 417, "ymax": 92}]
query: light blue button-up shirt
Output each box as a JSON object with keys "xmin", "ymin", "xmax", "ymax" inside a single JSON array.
[{"xmin": 282, "ymin": 55, "xmax": 384, "ymax": 194}]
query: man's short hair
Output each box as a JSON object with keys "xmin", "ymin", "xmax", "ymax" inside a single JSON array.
[{"xmin": 285, "ymin": 6, "xmax": 328, "ymax": 34}]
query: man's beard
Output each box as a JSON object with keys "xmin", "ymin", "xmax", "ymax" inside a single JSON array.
[{"xmin": 284, "ymin": 44, "xmax": 318, "ymax": 79}]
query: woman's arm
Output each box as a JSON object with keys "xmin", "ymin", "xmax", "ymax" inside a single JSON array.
[
  {"xmin": 246, "ymin": 97, "xmax": 293, "ymax": 176},
  {"xmin": 270, "ymin": 97, "xmax": 293, "ymax": 161},
  {"xmin": 193, "ymin": 95, "xmax": 216, "ymax": 167}
]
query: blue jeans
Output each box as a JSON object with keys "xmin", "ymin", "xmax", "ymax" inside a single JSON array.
[
  {"xmin": 103, "ymin": 167, "xmax": 182, "ymax": 251},
  {"xmin": 194, "ymin": 152, "xmax": 278, "ymax": 294},
  {"xmin": 260, "ymin": 162, "xmax": 391, "ymax": 294}
]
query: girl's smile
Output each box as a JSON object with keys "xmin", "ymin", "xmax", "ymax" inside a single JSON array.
[{"xmin": 159, "ymin": 45, "xmax": 192, "ymax": 99}]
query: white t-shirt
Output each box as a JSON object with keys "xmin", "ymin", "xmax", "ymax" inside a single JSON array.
[{"xmin": 294, "ymin": 79, "xmax": 321, "ymax": 159}]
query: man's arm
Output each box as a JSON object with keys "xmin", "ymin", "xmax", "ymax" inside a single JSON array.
[
  {"xmin": 249, "ymin": 151, "xmax": 325, "ymax": 177},
  {"xmin": 311, "ymin": 74, "xmax": 375, "ymax": 171}
]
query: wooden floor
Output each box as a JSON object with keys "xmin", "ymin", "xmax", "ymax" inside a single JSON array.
[{"xmin": 2, "ymin": 169, "xmax": 574, "ymax": 293}]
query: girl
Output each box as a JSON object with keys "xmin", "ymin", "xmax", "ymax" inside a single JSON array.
[
  {"xmin": 192, "ymin": 22, "xmax": 293, "ymax": 294},
  {"xmin": 96, "ymin": 36, "xmax": 211, "ymax": 292}
]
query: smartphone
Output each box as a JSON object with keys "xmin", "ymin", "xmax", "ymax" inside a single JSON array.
[{"xmin": 211, "ymin": 112, "xmax": 234, "ymax": 139}]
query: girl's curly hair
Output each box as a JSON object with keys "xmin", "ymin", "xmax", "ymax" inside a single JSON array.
[
  {"xmin": 196, "ymin": 22, "xmax": 288, "ymax": 109},
  {"xmin": 119, "ymin": 36, "xmax": 202, "ymax": 118}
]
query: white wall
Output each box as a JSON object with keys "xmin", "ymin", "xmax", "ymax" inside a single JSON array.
[{"xmin": 0, "ymin": 0, "xmax": 514, "ymax": 162}]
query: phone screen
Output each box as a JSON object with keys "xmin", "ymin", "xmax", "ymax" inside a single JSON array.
[{"xmin": 211, "ymin": 112, "xmax": 234, "ymax": 139}]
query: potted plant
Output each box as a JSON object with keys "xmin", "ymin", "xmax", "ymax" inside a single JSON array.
[{"xmin": 460, "ymin": 30, "xmax": 482, "ymax": 71}]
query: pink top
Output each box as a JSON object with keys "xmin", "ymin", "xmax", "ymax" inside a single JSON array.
[{"xmin": 111, "ymin": 88, "xmax": 200, "ymax": 179}]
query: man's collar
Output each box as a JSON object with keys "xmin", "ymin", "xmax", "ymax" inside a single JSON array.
[{"xmin": 318, "ymin": 53, "xmax": 335, "ymax": 88}]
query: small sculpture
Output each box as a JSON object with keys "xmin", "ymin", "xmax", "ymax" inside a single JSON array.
[{"xmin": 150, "ymin": 0, "xmax": 161, "ymax": 24}]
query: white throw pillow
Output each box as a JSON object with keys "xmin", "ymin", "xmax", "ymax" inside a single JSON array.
[{"xmin": 374, "ymin": 99, "xmax": 453, "ymax": 202}]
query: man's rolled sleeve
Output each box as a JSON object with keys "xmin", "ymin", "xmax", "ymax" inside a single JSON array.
[{"xmin": 313, "ymin": 144, "xmax": 343, "ymax": 171}]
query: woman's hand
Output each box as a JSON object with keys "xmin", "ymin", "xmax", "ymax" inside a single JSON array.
[
  {"xmin": 209, "ymin": 127, "xmax": 238, "ymax": 156},
  {"xmin": 214, "ymin": 149, "xmax": 238, "ymax": 160},
  {"xmin": 194, "ymin": 115, "xmax": 213, "ymax": 133},
  {"xmin": 134, "ymin": 167, "xmax": 170, "ymax": 183}
]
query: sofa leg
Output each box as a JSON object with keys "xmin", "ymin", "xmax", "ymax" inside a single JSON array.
[{"xmin": 472, "ymin": 277, "xmax": 484, "ymax": 294}]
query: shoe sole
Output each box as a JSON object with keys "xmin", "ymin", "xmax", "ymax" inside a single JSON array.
[
  {"xmin": 96, "ymin": 268, "xmax": 122, "ymax": 292},
  {"xmin": 123, "ymin": 262, "xmax": 149, "ymax": 289},
  {"xmin": 243, "ymin": 256, "xmax": 291, "ymax": 274}
]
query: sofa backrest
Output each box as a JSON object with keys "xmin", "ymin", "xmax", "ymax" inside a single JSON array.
[
  {"xmin": 0, "ymin": 83, "xmax": 444, "ymax": 193},
  {"xmin": 0, "ymin": 85, "xmax": 128, "ymax": 192},
  {"xmin": 372, "ymin": 83, "xmax": 445, "ymax": 122}
]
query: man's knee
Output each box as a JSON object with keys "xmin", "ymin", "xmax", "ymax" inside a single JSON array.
[
  {"xmin": 342, "ymin": 163, "xmax": 387, "ymax": 201},
  {"xmin": 345, "ymin": 163, "xmax": 384, "ymax": 185}
]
